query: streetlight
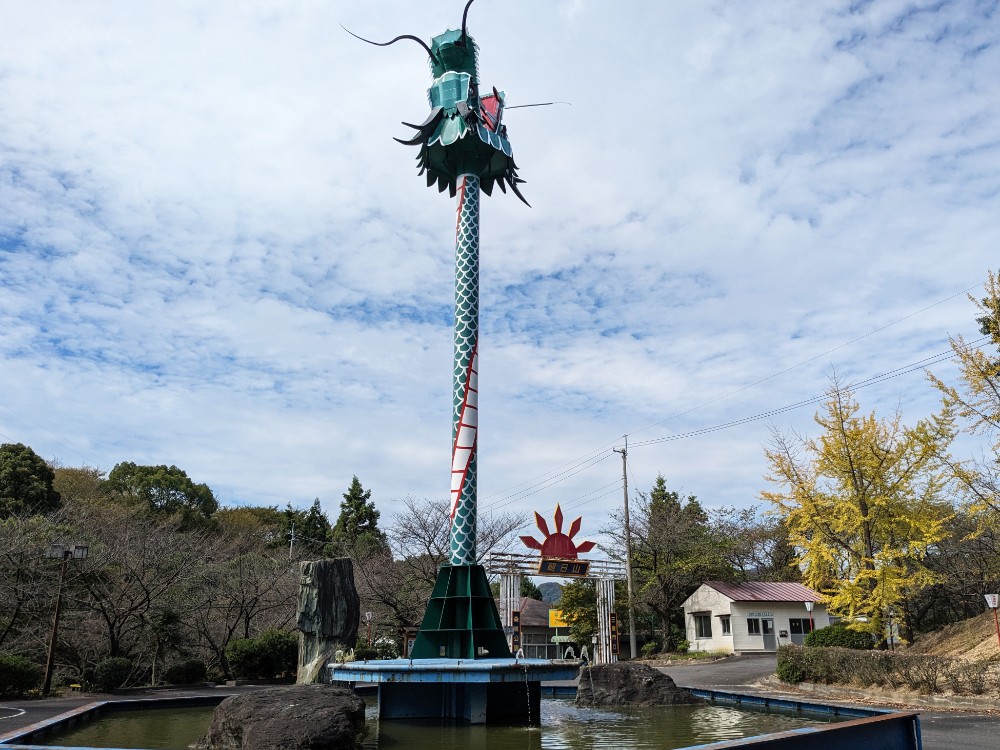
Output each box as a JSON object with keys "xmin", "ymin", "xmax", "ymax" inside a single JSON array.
[
  {"xmin": 803, "ymin": 601, "xmax": 814, "ymax": 635},
  {"xmin": 984, "ymin": 594, "xmax": 1000, "ymax": 649},
  {"xmin": 42, "ymin": 543, "xmax": 88, "ymax": 696}
]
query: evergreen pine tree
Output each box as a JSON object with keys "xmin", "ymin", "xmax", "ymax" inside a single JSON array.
[{"xmin": 332, "ymin": 476, "xmax": 387, "ymax": 556}]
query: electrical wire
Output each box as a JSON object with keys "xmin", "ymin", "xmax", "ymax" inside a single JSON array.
[{"xmin": 627, "ymin": 283, "xmax": 984, "ymax": 438}]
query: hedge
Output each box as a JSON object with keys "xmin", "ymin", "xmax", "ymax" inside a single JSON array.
[
  {"xmin": 777, "ymin": 645, "xmax": 994, "ymax": 695},
  {"xmin": 93, "ymin": 657, "xmax": 133, "ymax": 692},
  {"xmin": 804, "ymin": 622, "xmax": 876, "ymax": 649},
  {"xmin": 0, "ymin": 653, "xmax": 42, "ymax": 698},
  {"xmin": 226, "ymin": 629, "xmax": 297, "ymax": 681},
  {"xmin": 162, "ymin": 659, "xmax": 208, "ymax": 685}
]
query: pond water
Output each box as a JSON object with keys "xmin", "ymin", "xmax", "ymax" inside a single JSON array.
[{"xmin": 47, "ymin": 699, "xmax": 837, "ymax": 750}]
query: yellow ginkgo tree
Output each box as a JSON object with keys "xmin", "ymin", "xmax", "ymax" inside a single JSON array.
[
  {"xmin": 928, "ymin": 270, "xmax": 1000, "ymax": 527},
  {"xmin": 762, "ymin": 381, "xmax": 956, "ymax": 643}
]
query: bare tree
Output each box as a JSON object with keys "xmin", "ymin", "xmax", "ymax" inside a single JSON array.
[
  {"xmin": 353, "ymin": 497, "xmax": 522, "ymax": 634},
  {"xmin": 184, "ymin": 533, "xmax": 298, "ymax": 678}
]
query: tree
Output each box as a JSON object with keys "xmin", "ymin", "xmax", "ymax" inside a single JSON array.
[
  {"xmin": 106, "ymin": 462, "xmax": 217, "ymax": 519},
  {"xmin": 213, "ymin": 505, "xmax": 285, "ymax": 548},
  {"xmin": 52, "ymin": 465, "xmax": 108, "ymax": 507},
  {"xmin": 710, "ymin": 506, "xmax": 800, "ymax": 582},
  {"xmin": 0, "ymin": 513, "xmax": 64, "ymax": 651},
  {"xmin": 762, "ymin": 380, "xmax": 956, "ymax": 643},
  {"xmin": 353, "ymin": 496, "xmax": 522, "ymax": 633},
  {"xmin": 184, "ymin": 544, "xmax": 297, "ymax": 679},
  {"xmin": 0, "ymin": 443, "xmax": 60, "ymax": 517},
  {"xmin": 331, "ymin": 477, "xmax": 386, "ymax": 557},
  {"xmin": 606, "ymin": 475, "xmax": 726, "ymax": 650},
  {"xmin": 558, "ymin": 579, "xmax": 598, "ymax": 644},
  {"xmin": 521, "ymin": 577, "xmax": 543, "ymax": 600},
  {"xmin": 929, "ymin": 270, "xmax": 1000, "ymax": 526},
  {"xmin": 65, "ymin": 503, "xmax": 209, "ymax": 659},
  {"xmin": 283, "ymin": 499, "xmax": 332, "ymax": 558}
]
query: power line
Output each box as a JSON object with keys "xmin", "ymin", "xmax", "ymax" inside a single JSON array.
[
  {"xmin": 476, "ymin": 283, "xmax": 984, "ymax": 508},
  {"xmin": 481, "ymin": 449, "xmax": 615, "ymax": 511},
  {"xmin": 477, "ymin": 336, "xmax": 985, "ymax": 505},
  {"xmin": 627, "ymin": 283, "xmax": 984, "ymax": 439},
  {"xmin": 627, "ymin": 337, "xmax": 986, "ymax": 450}
]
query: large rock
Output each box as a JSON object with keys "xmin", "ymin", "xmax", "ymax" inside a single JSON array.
[
  {"xmin": 196, "ymin": 684, "xmax": 366, "ymax": 750},
  {"xmin": 297, "ymin": 559, "xmax": 360, "ymax": 683},
  {"xmin": 575, "ymin": 662, "xmax": 702, "ymax": 707}
]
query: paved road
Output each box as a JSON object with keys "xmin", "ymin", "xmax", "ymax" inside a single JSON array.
[{"xmin": 661, "ymin": 654, "xmax": 999, "ymax": 750}]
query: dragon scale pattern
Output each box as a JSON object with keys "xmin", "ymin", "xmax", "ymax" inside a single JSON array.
[{"xmin": 450, "ymin": 174, "xmax": 480, "ymax": 566}]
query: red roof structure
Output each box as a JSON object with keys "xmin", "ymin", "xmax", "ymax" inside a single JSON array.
[{"xmin": 702, "ymin": 581, "xmax": 821, "ymax": 603}]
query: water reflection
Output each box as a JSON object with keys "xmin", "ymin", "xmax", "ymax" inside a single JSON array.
[
  {"xmin": 49, "ymin": 698, "xmax": 832, "ymax": 750},
  {"xmin": 368, "ymin": 699, "xmax": 831, "ymax": 750}
]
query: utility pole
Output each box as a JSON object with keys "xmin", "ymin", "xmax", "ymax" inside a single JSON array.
[
  {"xmin": 613, "ymin": 437, "xmax": 638, "ymax": 660},
  {"xmin": 288, "ymin": 523, "xmax": 296, "ymax": 561}
]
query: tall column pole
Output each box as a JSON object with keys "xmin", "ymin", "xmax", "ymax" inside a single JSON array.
[
  {"xmin": 449, "ymin": 173, "xmax": 481, "ymax": 566},
  {"xmin": 614, "ymin": 438, "xmax": 638, "ymax": 659}
]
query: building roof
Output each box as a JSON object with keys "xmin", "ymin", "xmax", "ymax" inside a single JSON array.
[
  {"xmin": 518, "ymin": 596, "xmax": 553, "ymax": 628},
  {"xmin": 702, "ymin": 581, "xmax": 821, "ymax": 603}
]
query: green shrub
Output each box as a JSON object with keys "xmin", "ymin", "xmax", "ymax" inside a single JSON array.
[
  {"xmin": 776, "ymin": 645, "xmax": 806, "ymax": 684},
  {"xmin": 0, "ymin": 653, "xmax": 42, "ymax": 698},
  {"xmin": 804, "ymin": 623, "xmax": 875, "ymax": 650},
  {"xmin": 93, "ymin": 657, "xmax": 133, "ymax": 692},
  {"xmin": 226, "ymin": 629, "xmax": 298, "ymax": 680},
  {"xmin": 162, "ymin": 659, "xmax": 208, "ymax": 685},
  {"xmin": 353, "ymin": 646, "xmax": 377, "ymax": 661},
  {"xmin": 640, "ymin": 641, "xmax": 659, "ymax": 658}
]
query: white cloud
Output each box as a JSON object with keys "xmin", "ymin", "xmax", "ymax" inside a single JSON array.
[{"xmin": 1, "ymin": 1, "xmax": 997, "ymax": 547}]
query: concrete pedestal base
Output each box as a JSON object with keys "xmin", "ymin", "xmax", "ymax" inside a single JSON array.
[
  {"xmin": 378, "ymin": 680, "xmax": 541, "ymax": 724},
  {"xmin": 328, "ymin": 658, "xmax": 577, "ymax": 725}
]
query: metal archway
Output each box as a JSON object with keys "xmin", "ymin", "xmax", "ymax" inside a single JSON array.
[{"xmin": 485, "ymin": 552, "xmax": 626, "ymax": 664}]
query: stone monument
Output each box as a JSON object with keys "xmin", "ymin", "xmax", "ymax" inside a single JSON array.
[{"xmin": 296, "ymin": 559, "xmax": 360, "ymax": 683}]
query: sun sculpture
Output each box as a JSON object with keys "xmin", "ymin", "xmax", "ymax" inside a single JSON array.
[
  {"xmin": 347, "ymin": 0, "xmax": 526, "ymax": 660},
  {"xmin": 520, "ymin": 505, "xmax": 596, "ymax": 559}
]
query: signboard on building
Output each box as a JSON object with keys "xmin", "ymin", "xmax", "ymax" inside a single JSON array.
[
  {"xmin": 549, "ymin": 609, "xmax": 568, "ymax": 628},
  {"xmin": 610, "ymin": 611, "xmax": 619, "ymax": 655},
  {"xmin": 511, "ymin": 610, "xmax": 522, "ymax": 650}
]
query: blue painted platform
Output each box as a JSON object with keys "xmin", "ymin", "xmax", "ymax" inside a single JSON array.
[
  {"xmin": 328, "ymin": 657, "xmax": 580, "ymax": 683},
  {"xmin": 328, "ymin": 658, "xmax": 581, "ymax": 724}
]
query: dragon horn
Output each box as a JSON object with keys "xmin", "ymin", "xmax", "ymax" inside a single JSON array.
[
  {"xmin": 340, "ymin": 24, "xmax": 436, "ymax": 60},
  {"xmin": 461, "ymin": 0, "xmax": 477, "ymax": 40}
]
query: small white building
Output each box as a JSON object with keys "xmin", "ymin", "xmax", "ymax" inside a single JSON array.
[{"xmin": 682, "ymin": 581, "xmax": 830, "ymax": 654}]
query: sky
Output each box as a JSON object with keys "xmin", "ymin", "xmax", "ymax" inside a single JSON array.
[{"xmin": 1, "ymin": 0, "xmax": 998, "ymax": 550}]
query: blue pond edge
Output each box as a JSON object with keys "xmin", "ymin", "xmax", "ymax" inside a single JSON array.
[{"xmin": 0, "ymin": 686, "xmax": 921, "ymax": 750}]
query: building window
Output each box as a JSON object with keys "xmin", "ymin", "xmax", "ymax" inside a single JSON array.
[
  {"xmin": 747, "ymin": 618, "xmax": 761, "ymax": 635},
  {"xmin": 789, "ymin": 618, "xmax": 813, "ymax": 635},
  {"xmin": 694, "ymin": 613, "xmax": 712, "ymax": 639},
  {"xmin": 720, "ymin": 615, "xmax": 731, "ymax": 635}
]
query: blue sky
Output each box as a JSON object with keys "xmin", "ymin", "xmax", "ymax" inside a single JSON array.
[{"xmin": 1, "ymin": 0, "xmax": 997, "ymax": 546}]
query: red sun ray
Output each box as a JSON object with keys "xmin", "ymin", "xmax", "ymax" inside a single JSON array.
[
  {"xmin": 534, "ymin": 511, "xmax": 550, "ymax": 537},
  {"xmin": 519, "ymin": 535, "xmax": 544, "ymax": 550},
  {"xmin": 554, "ymin": 504, "xmax": 564, "ymax": 533},
  {"xmin": 568, "ymin": 516, "xmax": 582, "ymax": 539}
]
